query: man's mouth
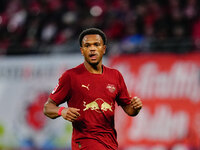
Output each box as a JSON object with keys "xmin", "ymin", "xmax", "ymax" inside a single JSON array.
[{"xmin": 89, "ymin": 53, "xmax": 97, "ymax": 59}]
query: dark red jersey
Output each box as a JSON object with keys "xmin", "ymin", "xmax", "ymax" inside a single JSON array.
[{"xmin": 50, "ymin": 63, "xmax": 131, "ymax": 150}]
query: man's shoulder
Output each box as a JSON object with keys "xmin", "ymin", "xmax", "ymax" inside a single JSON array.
[
  {"xmin": 63, "ymin": 63, "xmax": 84, "ymax": 75},
  {"xmin": 104, "ymin": 65, "xmax": 121, "ymax": 76},
  {"xmin": 104, "ymin": 65, "xmax": 119, "ymax": 73}
]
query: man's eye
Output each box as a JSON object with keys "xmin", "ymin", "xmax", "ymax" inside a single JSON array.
[{"xmin": 94, "ymin": 43, "xmax": 100, "ymax": 46}]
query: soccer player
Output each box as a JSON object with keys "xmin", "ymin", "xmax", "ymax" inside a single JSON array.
[{"xmin": 43, "ymin": 28, "xmax": 142, "ymax": 150}]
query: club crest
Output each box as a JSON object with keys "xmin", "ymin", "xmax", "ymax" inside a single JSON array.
[{"xmin": 106, "ymin": 84, "xmax": 116, "ymax": 93}]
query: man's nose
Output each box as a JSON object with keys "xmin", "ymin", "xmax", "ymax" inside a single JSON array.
[{"xmin": 89, "ymin": 45, "xmax": 97, "ymax": 51}]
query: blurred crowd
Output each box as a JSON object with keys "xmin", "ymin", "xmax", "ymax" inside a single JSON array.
[{"xmin": 0, "ymin": 0, "xmax": 200, "ymax": 55}]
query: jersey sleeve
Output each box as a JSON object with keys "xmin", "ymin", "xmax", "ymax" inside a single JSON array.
[
  {"xmin": 49, "ymin": 71, "xmax": 71, "ymax": 105},
  {"xmin": 116, "ymin": 71, "xmax": 131, "ymax": 106}
]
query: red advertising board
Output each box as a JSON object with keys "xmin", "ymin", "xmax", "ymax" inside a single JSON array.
[{"xmin": 109, "ymin": 53, "xmax": 200, "ymax": 149}]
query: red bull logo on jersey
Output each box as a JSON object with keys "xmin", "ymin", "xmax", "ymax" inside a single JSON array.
[
  {"xmin": 83, "ymin": 98, "xmax": 113, "ymax": 113},
  {"xmin": 83, "ymin": 101, "xmax": 99, "ymax": 111},
  {"xmin": 101, "ymin": 101, "xmax": 113, "ymax": 112}
]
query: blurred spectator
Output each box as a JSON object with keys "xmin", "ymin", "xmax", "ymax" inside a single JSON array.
[
  {"xmin": 0, "ymin": 0, "xmax": 199, "ymax": 55},
  {"xmin": 120, "ymin": 23, "xmax": 145, "ymax": 54},
  {"xmin": 150, "ymin": 12, "xmax": 170, "ymax": 52},
  {"xmin": 184, "ymin": 0, "xmax": 198, "ymax": 21},
  {"xmin": 192, "ymin": 16, "xmax": 200, "ymax": 50}
]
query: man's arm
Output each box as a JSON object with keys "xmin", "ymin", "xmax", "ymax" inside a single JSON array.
[
  {"xmin": 121, "ymin": 97, "xmax": 142, "ymax": 116},
  {"xmin": 43, "ymin": 98, "xmax": 80, "ymax": 122}
]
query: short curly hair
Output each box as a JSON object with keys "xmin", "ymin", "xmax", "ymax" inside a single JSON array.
[{"xmin": 79, "ymin": 28, "xmax": 107, "ymax": 47}]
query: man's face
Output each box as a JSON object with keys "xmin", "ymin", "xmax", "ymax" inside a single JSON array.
[{"xmin": 80, "ymin": 34, "xmax": 106, "ymax": 66}]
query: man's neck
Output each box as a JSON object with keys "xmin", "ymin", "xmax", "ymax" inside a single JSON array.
[{"xmin": 84, "ymin": 61, "xmax": 103, "ymax": 74}]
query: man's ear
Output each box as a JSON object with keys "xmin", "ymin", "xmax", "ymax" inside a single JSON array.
[
  {"xmin": 80, "ymin": 47, "xmax": 83, "ymax": 55},
  {"xmin": 103, "ymin": 45, "xmax": 106, "ymax": 54}
]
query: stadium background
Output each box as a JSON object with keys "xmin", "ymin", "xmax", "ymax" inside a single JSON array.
[{"xmin": 0, "ymin": 0, "xmax": 200, "ymax": 149}]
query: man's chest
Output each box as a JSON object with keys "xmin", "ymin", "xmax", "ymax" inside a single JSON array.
[
  {"xmin": 68, "ymin": 75, "xmax": 118, "ymax": 113},
  {"xmin": 71, "ymin": 76, "xmax": 118, "ymax": 99}
]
